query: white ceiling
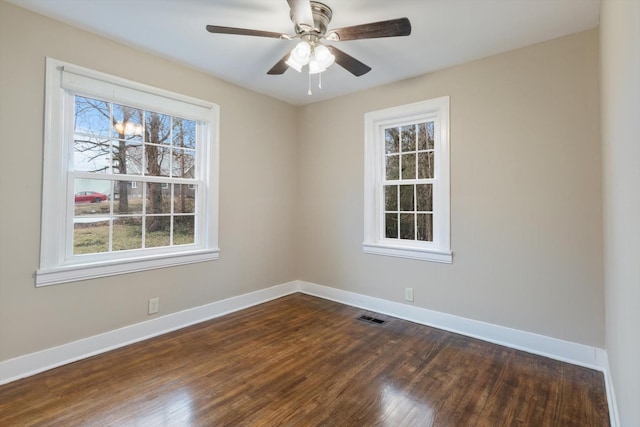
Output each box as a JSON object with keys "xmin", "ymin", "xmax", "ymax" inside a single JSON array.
[{"xmin": 7, "ymin": 0, "xmax": 600, "ymax": 105}]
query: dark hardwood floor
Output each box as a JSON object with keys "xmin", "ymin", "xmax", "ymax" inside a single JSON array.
[{"xmin": 0, "ymin": 293, "xmax": 609, "ymax": 426}]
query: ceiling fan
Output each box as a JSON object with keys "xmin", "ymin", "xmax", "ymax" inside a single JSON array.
[{"xmin": 206, "ymin": 0, "xmax": 411, "ymax": 81}]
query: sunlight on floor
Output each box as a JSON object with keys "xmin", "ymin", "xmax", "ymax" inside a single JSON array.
[{"xmin": 381, "ymin": 383, "xmax": 434, "ymax": 426}]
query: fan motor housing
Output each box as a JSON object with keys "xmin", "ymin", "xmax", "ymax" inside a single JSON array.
[{"xmin": 292, "ymin": 1, "xmax": 333, "ymax": 35}]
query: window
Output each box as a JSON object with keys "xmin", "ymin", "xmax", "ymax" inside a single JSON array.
[
  {"xmin": 363, "ymin": 97, "xmax": 451, "ymax": 263},
  {"xmin": 37, "ymin": 58, "xmax": 220, "ymax": 286}
]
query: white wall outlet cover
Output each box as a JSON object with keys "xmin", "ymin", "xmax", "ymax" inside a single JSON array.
[
  {"xmin": 404, "ymin": 288, "xmax": 414, "ymax": 302},
  {"xmin": 148, "ymin": 297, "xmax": 160, "ymax": 314}
]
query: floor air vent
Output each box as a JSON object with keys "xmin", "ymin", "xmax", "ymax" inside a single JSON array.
[{"xmin": 357, "ymin": 315, "xmax": 387, "ymax": 325}]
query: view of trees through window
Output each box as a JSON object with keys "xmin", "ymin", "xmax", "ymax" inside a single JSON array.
[
  {"xmin": 72, "ymin": 96, "xmax": 197, "ymax": 255},
  {"xmin": 384, "ymin": 121, "xmax": 434, "ymax": 241}
]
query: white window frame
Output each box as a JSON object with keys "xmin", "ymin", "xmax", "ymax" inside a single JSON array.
[
  {"xmin": 363, "ymin": 97, "xmax": 452, "ymax": 263},
  {"xmin": 36, "ymin": 58, "xmax": 220, "ymax": 286}
]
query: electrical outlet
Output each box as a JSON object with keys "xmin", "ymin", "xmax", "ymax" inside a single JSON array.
[
  {"xmin": 148, "ymin": 297, "xmax": 160, "ymax": 315},
  {"xmin": 404, "ymin": 287, "xmax": 414, "ymax": 302}
]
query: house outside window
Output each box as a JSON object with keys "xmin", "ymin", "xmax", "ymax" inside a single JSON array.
[
  {"xmin": 363, "ymin": 97, "xmax": 451, "ymax": 263},
  {"xmin": 37, "ymin": 58, "xmax": 220, "ymax": 286}
]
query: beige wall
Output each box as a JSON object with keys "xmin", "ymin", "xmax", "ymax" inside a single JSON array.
[
  {"xmin": 297, "ymin": 29, "xmax": 604, "ymax": 346},
  {"xmin": 601, "ymin": 0, "xmax": 640, "ymax": 424},
  {"xmin": 0, "ymin": 2, "xmax": 299, "ymax": 361}
]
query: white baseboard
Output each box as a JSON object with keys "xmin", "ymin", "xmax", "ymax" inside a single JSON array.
[
  {"xmin": 297, "ymin": 281, "xmax": 608, "ymax": 370},
  {"xmin": 0, "ymin": 281, "xmax": 299, "ymax": 386},
  {"xmin": 0, "ymin": 279, "xmax": 616, "ymax": 425},
  {"xmin": 601, "ymin": 352, "xmax": 620, "ymax": 427}
]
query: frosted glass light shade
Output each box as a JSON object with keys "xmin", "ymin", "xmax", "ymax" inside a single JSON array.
[
  {"xmin": 314, "ymin": 45, "xmax": 335, "ymax": 69},
  {"xmin": 286, "ymin": 41, "xmax": 311, "ymax": 72},
  {"xmin": 308, "ymin": 55, "xmax": 323, "ymax": 74}
]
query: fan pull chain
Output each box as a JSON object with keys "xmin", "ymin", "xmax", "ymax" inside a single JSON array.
[
  {"xmin": 319, "ymin": 72, "xmax": 322, "ymax": 89},
  {"xmin": 308, "ymin": 71, "xmax": 312, "ymax": 95}
]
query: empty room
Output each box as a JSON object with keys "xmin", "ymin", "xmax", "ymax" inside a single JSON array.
[{"xmin": 0, "ymin": 0, "xmax": 637, "ymax": 425}]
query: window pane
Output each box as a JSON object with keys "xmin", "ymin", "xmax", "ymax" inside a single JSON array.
[
  {"xmin": 385, "ymin": 127, "xmax": 399, "ymax": 154},
  {"xmin": 112, "ymin": 141, "xmax": 143, "ymax": 175},
  {"xmin": 145, "ymin": 216, "xmax": 170, "ymax": 248},
  {"xmin": 145, "ymin": 145, "xmax": 170, "ymax": 176},
  {"xmin": 418, "ymin": 152, "xmax": 434, "ymax": 179},
  {"xmin": 386, "ymin": 155, "xmax": 399, "ymax": 180},
  {"xmin": 401, "ymin": 125, "xmax": 415, "ymax": 152},
  {"xmin": 416, "ymin": 184, "xmax": 433, "ymax": 212},
  {"xmin": 384, "ymin": 185, "xmax": 397, "ymax": 211},
  {"xmin": 75, "ymin": 96, "xmax": 110, "ymax": 137},
  {"xmin": 417, "ymin": 121, "xmax": 436, "ymax": 150},
  {"xmin": 173, "ymin": 118, "xmax": 196, "ymax": 149},
  {"xmin": 401, "ymin": 153, "xmax": 416, "ymax": 180},
  {"xmin": 172, "ymin": 149, "xmax": 196, "ymax": 178},
  {"xmin": 73, "ymin": 220, "xmax": 110, "ymax": 254},
  {"xmin": 174, "ymin": 215, "xmax": 195, "ymax": 245},
  {"xmin": 400, "ymin": 214, "xmax": 415, "ymax": 240},
  {"xmin": 146, "ymin": 183, "xmax": 171, "ymax": 214},
  {"xmin": 113, "ymin": 217, "xmax": 142, "ymax": 251},
  {"xmin": 174, "ymin": 184, "xmax": 196, "ymax": 214},
  {"xmin": 417, "ymin": 214, "xmax": 433, "ymax": 242},
  {"xmin": 74, "ymin": 179, "xmax": 110, "ymax": 216},
  {"xmin": 145, "ymin": 111, "xmax": 171, "ymax": 145},
  {"xmin": 73, "ymin": 140, "xmax": 111, "ymax": 173},
  {"xmin": 399, "ymin": 185, "xmax": 414, "ymax": 211},
  {"xmin": 112, "ymin": 104, "xmax": 143, "ymax": 141},
  {"xmin": 385, "ymin": 213, "xmax": 398, "ymax": 239},
  {"xmin": 114, "ymin": 181, "xmax": 143, "ymax": 214},
  {"xmin": 417, "ymin": 122, "xmax": 427, "ymax": 150}
]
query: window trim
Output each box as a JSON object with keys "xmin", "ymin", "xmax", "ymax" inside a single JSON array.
[
  {"xmin": 363, "ymin": 97, "xmax": 452, "ymax": 263},
  {"xmin": 37, "ymin": 58, "xmax": 220, "ymax": 287}
]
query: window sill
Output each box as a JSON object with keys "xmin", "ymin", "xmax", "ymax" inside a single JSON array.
[
  {"xmin": 35, "ymin": 249, "xmax": 220, "ymax": 287},
  {"xmin": 363, "ymin": 243, "xmax": 452, "ymax": 263}
]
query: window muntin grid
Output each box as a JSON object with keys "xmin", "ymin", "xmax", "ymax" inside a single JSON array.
[{"xmin": 383, "ymin": 121, "xmax": 435, "ymax": 242}]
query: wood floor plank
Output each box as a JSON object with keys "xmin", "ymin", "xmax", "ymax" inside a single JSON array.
[{"xmin": 0, "ymin": 293, "xmax": 609, "ymax": 426}]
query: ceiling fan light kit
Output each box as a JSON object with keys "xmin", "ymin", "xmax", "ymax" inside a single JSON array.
[
  {"xmin": 206, "ymin": 0, "xmax": 411, "ymax": 95},
  {"xmin": 286, "ymin": 41, "xmax": 335, "ymax": 75}
]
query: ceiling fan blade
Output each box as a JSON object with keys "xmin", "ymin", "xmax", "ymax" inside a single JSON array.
[
  {"xmin": 206, "ymin": 25, "xmax": 286, "ymax": 39},
  {"xmin": 267, "ymin": 52, "xmax": 291, "ymax": 75},
  {"xmin": 287, "ymin": 0, "xmax": 315, "ymax": 29},
  {"xmin": 326, "ymin": 46, "xmax": 371, "ymax": 77},
  {"xmin": 326, "ymin": 18, "xmax": 411, "ymax": 41}
]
